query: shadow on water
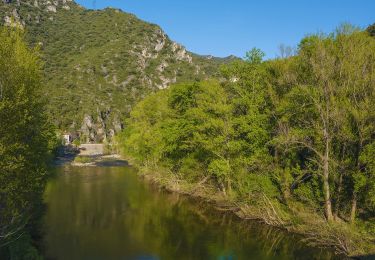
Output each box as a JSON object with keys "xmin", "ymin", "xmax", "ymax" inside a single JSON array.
[
  {"xmin": 42, "ymin": 165, "xmax": 342, "ymax": 260},
  {"xmin": 94, "ymin": 159, "xmax": 128, "ymax": 167},
  {"xmin": 53, "ymin": 145, "xmax": 79, "ymax": 166},
  {"xmin": 352, "ymin": 255, "xmax": 375, "ymax": 260}
]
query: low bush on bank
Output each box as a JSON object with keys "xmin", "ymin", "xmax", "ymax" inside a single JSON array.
[{"xmin": 73, "ymin": 156, "xmax": 95, "ymax": 164}]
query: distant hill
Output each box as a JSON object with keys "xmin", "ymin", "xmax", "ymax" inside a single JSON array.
[{"xmin": 0, "ymin": 0, "xmax": 238, "ymax": 142}]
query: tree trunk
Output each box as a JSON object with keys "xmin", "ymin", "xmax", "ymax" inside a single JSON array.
[
  {"xmin": 350, "ymin": 193, "xmax": 357, "ymax": 223},
  {"xmin": 283, "ymin": 183, "xmax": 291, "ymax": 201},
  {"xmin": 323, "ymin": 134, "xmax": 333, "ymax": 221},
  {"xmin": 220, "ymin": 182, "xmax": 226, "ymax": 196},
  {"xmin": 275, "ymin": 147, "xmax": 291, "ymax": 201},
  {"xmin": 227, "ymin": 178, "xmax": 232, "ymax": 194},
  {"xmin": 350, "ymin": 140, "xmax": 362, "ymax": 223},
  {"xmin": 334, "ymin": 146, "xmax": 346, "ymax": 220},
  {"xmin": 334, "ymin": 171, "xmax": 343, "ymax": 220}
]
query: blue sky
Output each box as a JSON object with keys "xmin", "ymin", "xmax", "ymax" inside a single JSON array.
[{"xmin": 75, "ymin": 0, "xmax": 375, "ymax": 59}]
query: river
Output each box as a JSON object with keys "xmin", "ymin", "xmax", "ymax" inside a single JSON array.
[{"xmin": 42, "ymin": 164, "xmax": 337, "ymax": 259}]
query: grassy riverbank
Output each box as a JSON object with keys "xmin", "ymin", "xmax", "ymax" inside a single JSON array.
[{"xmin": 124, "ymin": 157, "xmax": 374, "ymax": 257}]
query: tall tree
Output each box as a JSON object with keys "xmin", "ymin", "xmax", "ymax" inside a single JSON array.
[
  {"xmin": 0, "ymin": 27, "xmax": 55, "ymax": 257},
  {"xmin": 276, "ymin": 35, "xmax": 340, "ymax": 220},
  {"xmin": 335, "ymin": 30, "xmax": 375, "ymax": 222}
]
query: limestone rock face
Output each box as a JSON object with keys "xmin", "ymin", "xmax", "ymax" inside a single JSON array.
[
  {"xmin": 46, "ymin": 5, "xmax": 56, "ymax": 12},
  {"xmin": 171, "ymin": 42, "xmax": 193, "ymax": 63}
]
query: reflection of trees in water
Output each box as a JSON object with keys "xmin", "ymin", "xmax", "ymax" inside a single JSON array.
[
  {"xmin": 153, "ymin": 195, "xmax": 335, "ymax": 259},
  {"xmin": 44, "ymin": 167, "xmax": 335, "ymax": 259}
]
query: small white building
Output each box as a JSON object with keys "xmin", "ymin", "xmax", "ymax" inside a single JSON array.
[{"xmin": 63, "ymin": 134, "xmax": 72, "ymax": 145}]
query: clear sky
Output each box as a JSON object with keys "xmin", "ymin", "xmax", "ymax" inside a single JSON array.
[{"xmin": 75, "ymin": 0, "xmax": 375, "ymax": 59}]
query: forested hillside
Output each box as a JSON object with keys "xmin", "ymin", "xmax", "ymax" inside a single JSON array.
[
  {"xmin": 0, "ymin": 0, "xmax": 235, "ymax": 142},
  {"xmin": 118, "ymin": 26, "xmax": 375, "ymax": 256}
]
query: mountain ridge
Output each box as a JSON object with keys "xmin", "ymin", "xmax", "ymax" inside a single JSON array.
[{"xmin": 0, "ymin": 0, "xmax": 238, "ymax": 142}]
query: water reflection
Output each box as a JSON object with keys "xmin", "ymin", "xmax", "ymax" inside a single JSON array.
[{"xmin": 43, "ymin": 166, "xmax": 336, "ymax": 260}]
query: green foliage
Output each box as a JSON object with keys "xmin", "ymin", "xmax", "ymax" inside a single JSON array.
[
  {"xmin": 120, "ymin": 25, "xmax": 375, "ymax": 242},
  {"xmin": 359, "ymin": 142, "xmax": 375, "ymax": 211},
  {"xmin": 0, "ymin": 27, "xmax": 54, "ymax": 257},
  {"xmin": 117, "ymin": 89, "xmax": 170, "ymax": 165},
  {"xmin": 270, "ymin": 28, "xmax": 375, "ymax": 221},
  {"xmin": 120, "ymin": 76, "xmax": 275, "ymax": 197},
  {"xmin": 73, "ymin": 156, "xmax": 94, "ymax": 164},
  {"xmin": 7, "ymin": 234, "xmax": 43, "ymax": 260},
  {"xmin": 244, "ymin": 47, "xmax": 265, "ymax": 64},
  {"xmin": 72, "ymin": 138, "xmax": 81, "ymax": 147}
]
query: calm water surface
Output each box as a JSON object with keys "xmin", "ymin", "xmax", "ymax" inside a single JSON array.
[{"xmin": 43, "ymin": 165, "xmax": 337, "ymax": 260}]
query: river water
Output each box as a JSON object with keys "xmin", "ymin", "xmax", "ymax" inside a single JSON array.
[{"xmin": 42, "ymin": 165, "xmax": 337, "ymax": 260}]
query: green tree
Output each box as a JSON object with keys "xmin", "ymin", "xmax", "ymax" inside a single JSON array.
[
  {"xmin": 221, "ymin": 54, "xmax": 275, "ymax": 199},
  {"xmin": 244, "ymin": 47, "xmax": 265, "ymax": 64},
  {"xmin": 119, "ymin": 25, "xmax": 375, "ymax": 255},
  {"xmin": 162, "ymin": 81, "xmax": 235, "ymax": 193},
  {"xmin": 117, "ymin": 89, "xmax": 170, "ymax": 166},
  {"xmin": 334, "ymin": 30, "xmax": 375, "ymax": 222},
  {"xmin": 0, "ymin": 27, "xmax": 55, "ymax": 257},
  {"xmin": 273, "ymin": 28, "xmax": 375, "ymax": 222}
]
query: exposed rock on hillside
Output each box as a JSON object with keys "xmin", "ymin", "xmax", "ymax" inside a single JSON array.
[{"xmin": 0, "ymin": 0, "xmax": 237, "ymax": 142}]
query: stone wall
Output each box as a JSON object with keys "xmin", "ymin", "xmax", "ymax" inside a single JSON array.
[{"xmin": 79, "ymin": 144, "xmax": 104, "ymax": 156}]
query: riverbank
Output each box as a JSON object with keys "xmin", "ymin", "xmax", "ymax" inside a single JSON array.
[
  {"xmin": 120, "ymin": 156, "xmax": 374, "ymax": 258},
  {"xmin": 54, "ymin": 143, "xmax": 127, "ymax": 167},
  {"xmin": 63, "ymin": 152, "xmax": 374, "ymax": 257},
  {"xmin": 71, "ymin": 154, "xmax": 128, "ymax": 167}
]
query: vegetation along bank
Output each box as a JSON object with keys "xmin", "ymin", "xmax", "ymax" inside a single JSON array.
[
  {"xmin": 0, "ymin": 28, "xmax": 58, "ymax": 259},
  {"xmin": 0, "ymin": 0, "xmax": 374, "ymax": 257},
  {"xmin": 118, "ymin": 25, "xmax": 375, "ymax": 257}
]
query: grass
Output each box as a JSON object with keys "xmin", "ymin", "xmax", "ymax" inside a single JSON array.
[{"xmin": 73, "ymin": 156, "xmax": 95, "ymax": 164}]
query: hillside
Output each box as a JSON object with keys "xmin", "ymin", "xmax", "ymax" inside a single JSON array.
[{"xmin": 0, "ymin": 0, "xmax": 237, "ymax": 142}]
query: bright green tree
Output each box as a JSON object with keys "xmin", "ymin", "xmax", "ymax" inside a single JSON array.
[{"xmin": 0, "ymin": 27, "xmax": 55, "ymax": 258}]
